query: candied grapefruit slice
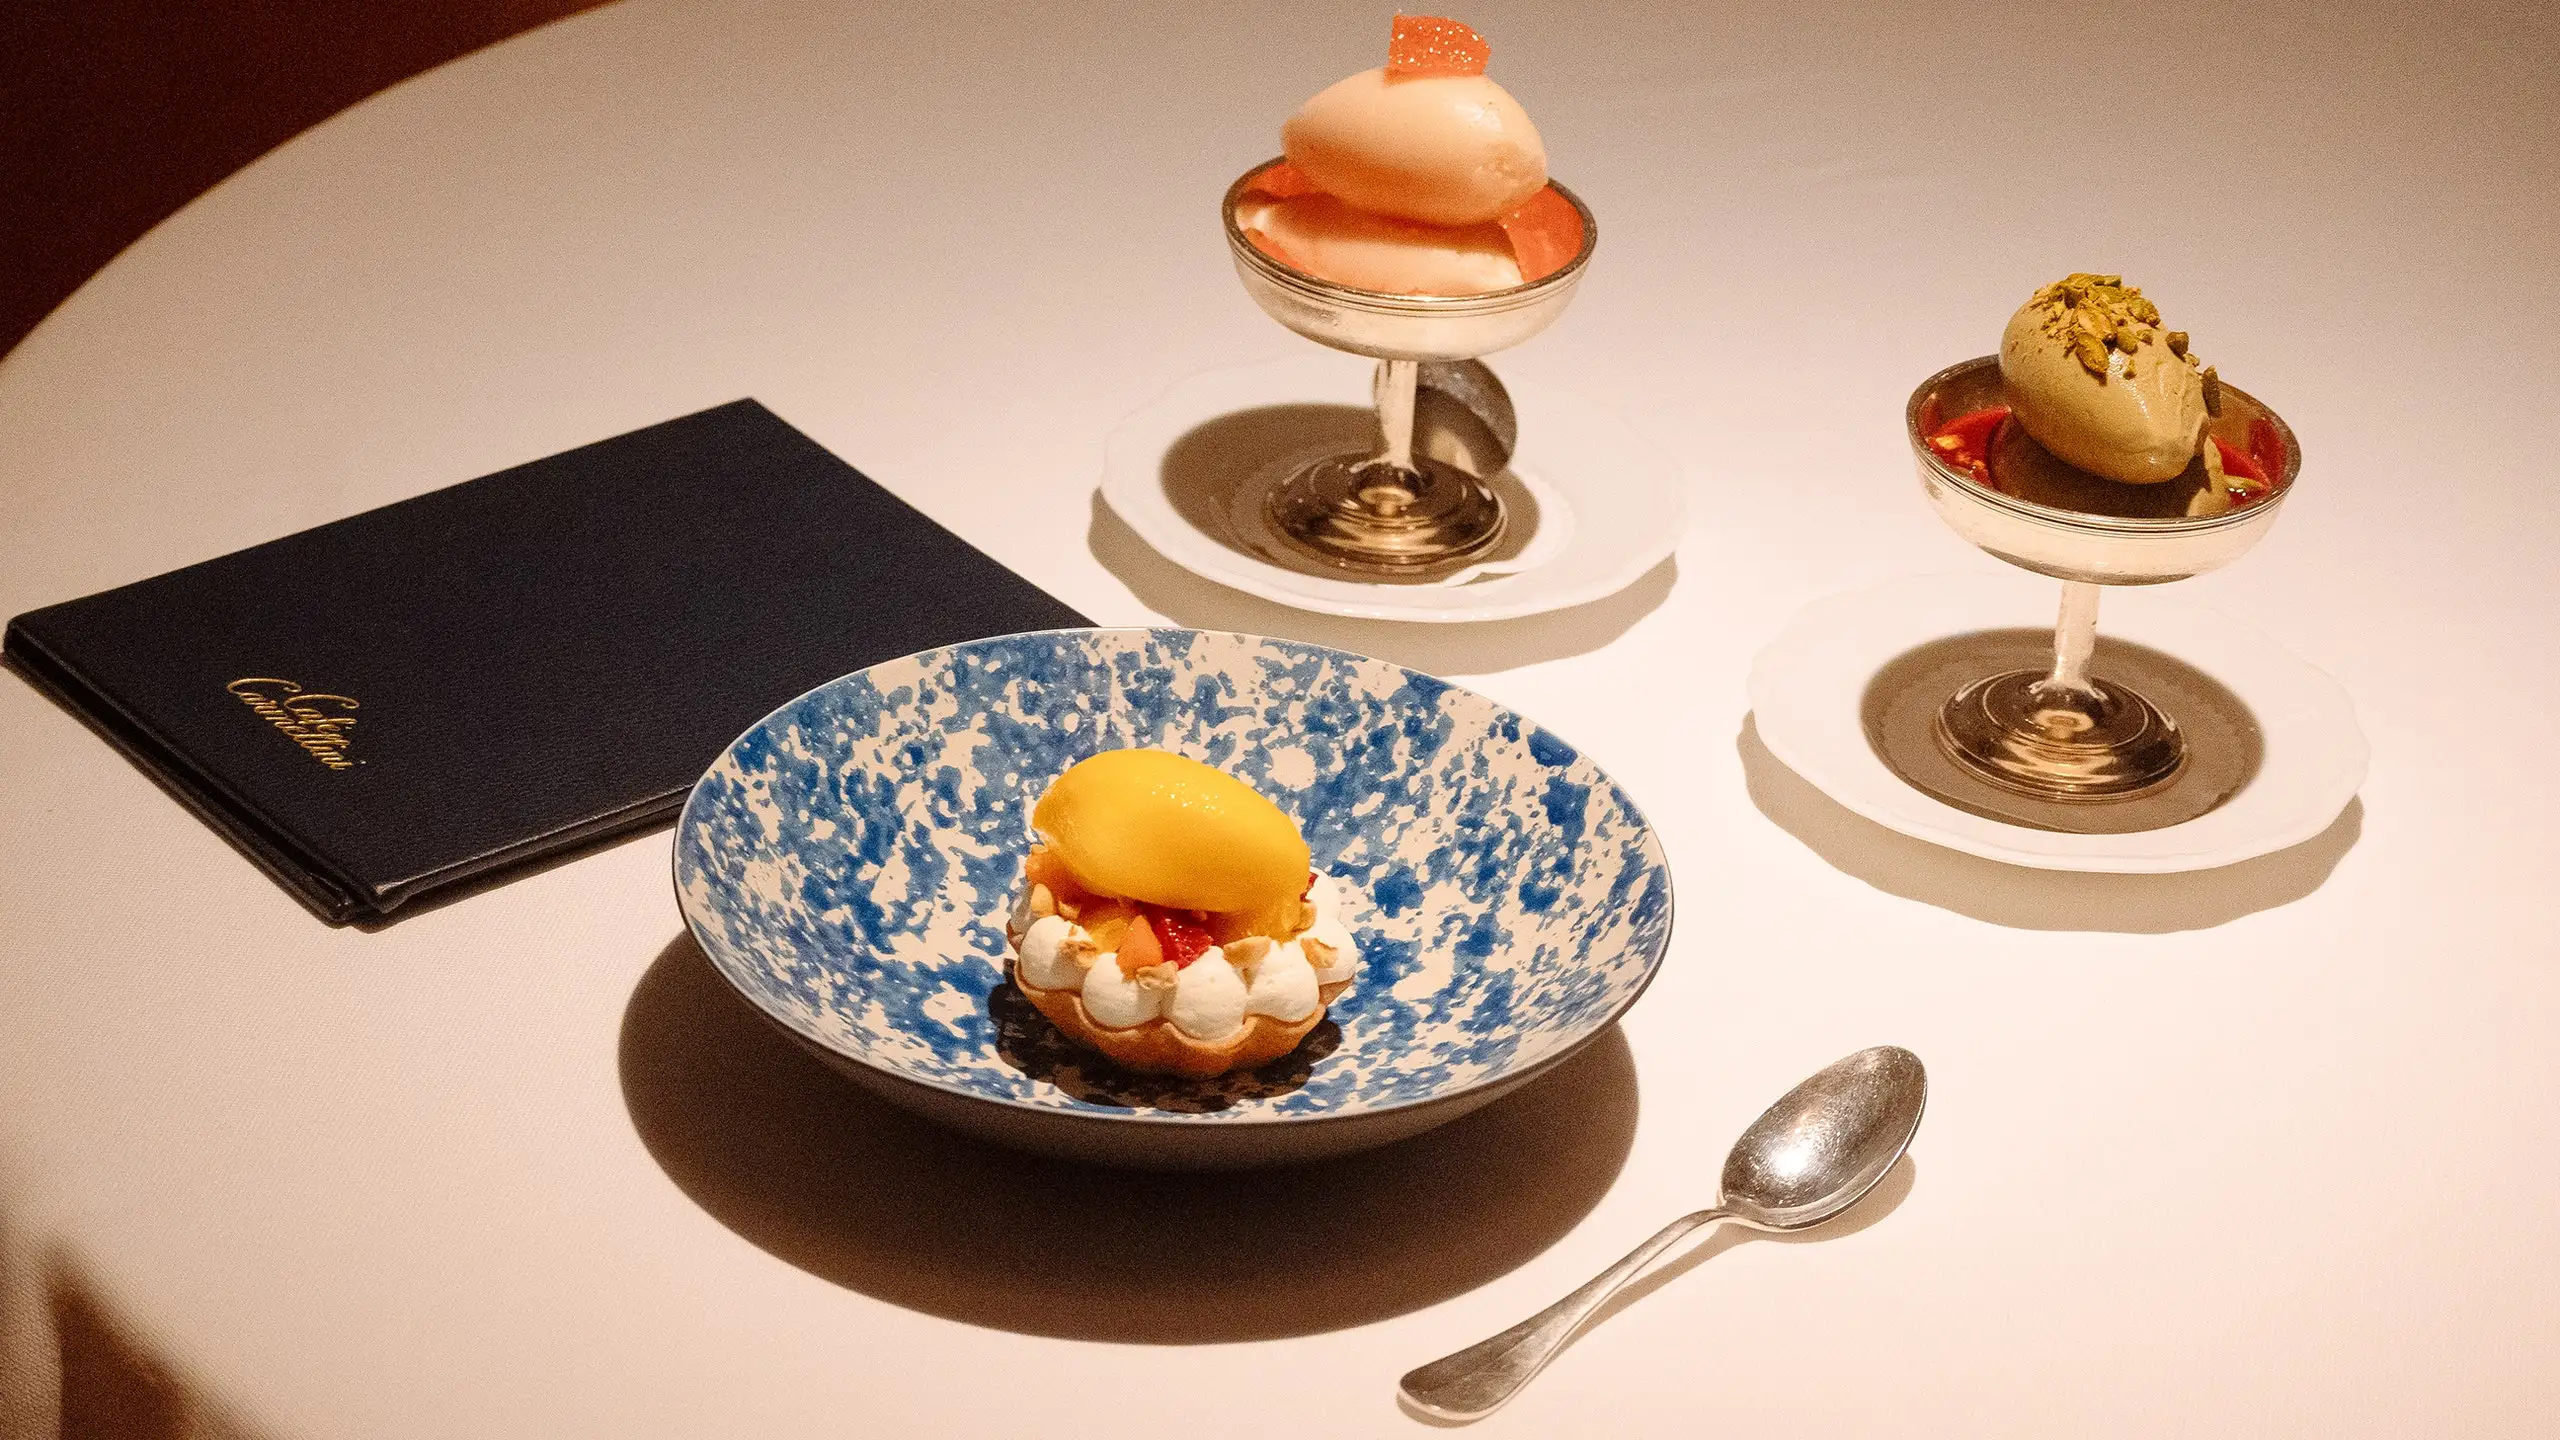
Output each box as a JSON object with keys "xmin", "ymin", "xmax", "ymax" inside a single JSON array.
[
  {"xmin": 1244, "ymin": 160, "xmax": 1317, "ymax": 200},
  {"xmin": 1389, "ymin": 14, "xmax": 1489, "ymax": 77},
  {"xmin": 1243, "ymin": 226, "xmax": 1308, "ymax": 271},
  {"xmin": 1499, "ymin": 185, "xmax": 1583, "ymax": 283}
]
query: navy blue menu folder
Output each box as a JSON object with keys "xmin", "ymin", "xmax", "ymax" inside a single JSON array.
[{"xmin": 4, "ymin": 400, "xmax": 1090, "ymax": 924}]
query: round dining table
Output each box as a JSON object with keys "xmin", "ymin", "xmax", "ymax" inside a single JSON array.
[{"xmin": 3, "ymin": 1, "xmax": 2555, "ymax": 1434}]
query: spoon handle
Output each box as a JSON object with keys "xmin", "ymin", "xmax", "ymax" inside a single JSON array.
[{"xmin": 1399, "ymin": 1207, "xmax": 1732, "ymax": 1422}]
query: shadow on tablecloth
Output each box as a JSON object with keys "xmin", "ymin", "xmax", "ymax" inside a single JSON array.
[
  {"xmin": 0, "ymin": 1184, "xmax": 276, "ymax": 1440},
  {"xmin": 617, "ymin": 933, "xmax": 1639, "ymax": 1343},
  {"xmin": 1738, "ymin": 716, "xmax": 2363, "ymax": 933}
]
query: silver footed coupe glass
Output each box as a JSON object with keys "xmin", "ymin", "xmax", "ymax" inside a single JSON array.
[
  {"xmin": 1222, "ymin": 160, "xmax": 1596, "ymax": 580},
  {"xmin": 1905, "ymin": 357, "xmax": 2302, "ymax": 803},
  {"xmin": 1399, "ymin": 1046, "xmax": 1926, "ymax": 1423}
]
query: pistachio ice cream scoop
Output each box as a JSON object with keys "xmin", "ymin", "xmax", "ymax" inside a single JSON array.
[{"xmin": 1999, "ymin": 274, "xmax": 2216, "ymax": 484}]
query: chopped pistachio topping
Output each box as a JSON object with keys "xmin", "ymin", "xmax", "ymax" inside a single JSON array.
[{"xmin": 2028, "ymin": 273, "xmax": 2195, "ymax": 381}]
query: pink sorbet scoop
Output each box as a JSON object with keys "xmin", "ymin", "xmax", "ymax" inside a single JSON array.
[
  {"xmin": 1281, "ymin": 66, "xmax": 1547, "ymax": 228},
  {"xmin": 1236, "ymin": 191, "xmax": 1522, "ymax": 296}
]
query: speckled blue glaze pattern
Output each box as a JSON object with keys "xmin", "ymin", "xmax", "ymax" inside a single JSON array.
[{"xmin": 675, "ymin": 629, "xmax": 1672, "ymax": 1122}]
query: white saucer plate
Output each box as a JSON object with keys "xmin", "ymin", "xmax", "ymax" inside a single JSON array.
[
  {"xmin": 1748, "ymin": 573, "xmax": 2370, "ymax": 873},
  {"xmin": 1102, "ymin": 354, "xmax": 1685, "ymax": 623}
]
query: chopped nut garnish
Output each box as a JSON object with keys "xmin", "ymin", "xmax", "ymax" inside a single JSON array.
[
  {"xmin": 1059, "ymin": 935, "xmax": 1102, "ymax": 970},
  {"xmin": 2032, "ymin": 273, "xmax": 2186, "ymax": 384},
  {"xmin": 1027, "ymin": 883, "xmax": 1057, "ymax": 918},
  {"xmin": 2201, "ymin": 365, "xmax": 2222, "ymax": 415},
  {"xmin": 2166, "ymin": 330, "xmax": 2189, "ymax": 357},
  {"xmin": 1134, "ymin": 962, "xmax": 1179, "ymax": 992},
  {"xmin": 1301, "ymin": 936, "xmax": 1338, "ymax": 970},
  {"xmin": 1224, "ymin": 935, "xmax": 1274, "ymax": 966}
]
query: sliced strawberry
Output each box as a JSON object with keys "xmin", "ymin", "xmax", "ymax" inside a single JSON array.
[
  {"xmin": 1143, "ymin": 907, "xmax": 1219, "ymax": 968},
  {"xmin": 1928, "ymin": 405, "xmax": 2009, "ymax": 479},
  {"xmin": 2247, "ymin": 415, "xmax": 2286, "ymax": 482},
  {"xmin": 1923, "ymin": 405, "xmax": 2007, "ymax": 487},
  {"xmin": 1936, "ymin": 405, "xmax": 2008, "ymax": 450},
  {"xmin": 1499, "ymin": 186, "xmax": 1583, "ymax": 284},
  {"xmin": 2212, "ymin": 435, "xmax": 2268, "ymax": 484},
  {"xmin": 1389, "ymin": 14, "xmax": 1489, "ymax": 77}
]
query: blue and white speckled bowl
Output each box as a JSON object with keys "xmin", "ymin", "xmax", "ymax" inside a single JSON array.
[{"xmin": 673, "ymin": 629, "xmax": 1672, "ymax": 1169}]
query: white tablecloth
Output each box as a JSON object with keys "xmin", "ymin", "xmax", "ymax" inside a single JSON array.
[{"xmin": 4, "ymin": 1, "xmax": 2555, "ymax": 1433}]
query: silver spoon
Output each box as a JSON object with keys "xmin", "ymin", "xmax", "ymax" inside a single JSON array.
[
  {"xmin": 1409, "ymin": 359, "xmax": 1519, "ymax": 479},
  {"xmin": 1399, "ymin": 1045, "xmax": 1928, "ymax": 1422}
]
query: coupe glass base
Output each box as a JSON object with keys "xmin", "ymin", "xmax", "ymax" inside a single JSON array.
[
  {"xmin": 1263, "ymin": 452, "xmax": 1509, "ymax": 578},
  {"xmin": 1933, "ymin": 669, "xmax": 2188, "ymax": 802}
]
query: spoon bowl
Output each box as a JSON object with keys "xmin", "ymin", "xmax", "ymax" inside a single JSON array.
[
  {"xmin": 1399, "ymin": 1045, "xmax": 1926, "ymax": 1422},
  {"xmin": 1411, "ymin": 359, "xmax": 1519, "ymax": 479},
  {"xmin": 1721, "ymin": 1044, "xmax": 1928, "ymax": 1230}
]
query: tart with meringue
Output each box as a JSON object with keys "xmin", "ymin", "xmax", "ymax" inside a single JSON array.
[{"xmin": 1003, "ymin": 749, "xmax": 1359, "ymax": 1079}]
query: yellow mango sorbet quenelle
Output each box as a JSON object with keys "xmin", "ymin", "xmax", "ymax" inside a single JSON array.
[{"xmin": 1031, "ymin": 749, "xmax": 1310, "ymax": 915}]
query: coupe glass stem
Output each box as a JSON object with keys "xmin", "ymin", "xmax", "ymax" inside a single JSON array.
[
  {"xmin": 1262, "ymin": 355, "xmax": 1504, "ymax": 573},
  {"xmin": 1375, "ymin": 358, "xmax": 1418, "ymax": 471},
  {"xmin": 2041, "ymin": 580, "xmax": 2102, "ymax": 697}
]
